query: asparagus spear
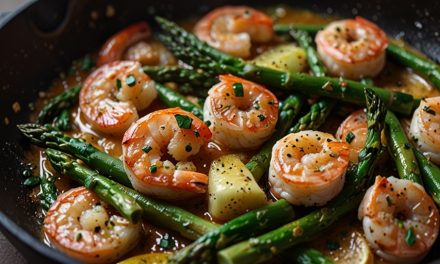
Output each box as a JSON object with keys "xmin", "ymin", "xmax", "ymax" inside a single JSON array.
[
  {"xmin": 18, "ymin": 124, "xmax": 219, "ymax": 239},
  {"xmin": 217, "ymin": 88, "xmax": 386, "ymax": 264},
  {"xmin": 289, "ymin": 29, "xmax": 326, "ymax": 77},
  {"xmin": 155, "ymin": 82, "xmax": 204, "ymax": 120},
  {"xmin": 143, "ymin": 66, "xmax": 217, "ymax": 97},
  {"xmin": 37, "ymin": 85, "xmax": 81, "ymax": 124},
  {"xmin": 18, "ymin": 123, "xmax": 132, "ymax": 186},
  {"xmin": 246, "ymin": 95, "xmax": 303, "ymax": 181},
  {"xmin": 275, "ymin": 24, "xmax": 440, "ymax": 90},
  {"xmin": 169, "ymin": 199, "xmax": 295, "ymax": 264},
  {"xmin": 414, "ymin": 151, "xmax": 440, "ymax": 206},
  {"xmin": 53, "ymin": 108, "xmax": 71, "ymax": 131},
  {"xmin": 288, "ymin": 99, "xmax": 335, "ymax": 134},
  {"xmin": 39, "ymin": 170, "xmax": 58, "ymax": 211},
  {"xmin": 384, "ymin": 111, "xmax": 423, "ymax": 184},
  {"xmin": 155, "ymin": 17, "xmax": 415, "ymax": 115},
  {"xmin": 284, "ymin": 247, "xmax": 332, "ymax": 264},
  {"xmin": 46, "ymin": 148, "xmax": 142, "ymax": 223},
  {"xmin": 386, "ymin": 43, "xmax": 440, "ymax": 89}
]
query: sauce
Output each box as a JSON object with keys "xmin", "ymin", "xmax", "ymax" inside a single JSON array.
[{"xmin": 24, "ymin": 5, "xmax": 440, "ymax": 262}]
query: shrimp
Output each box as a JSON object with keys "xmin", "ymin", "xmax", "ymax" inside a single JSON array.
[
  {"xmin": 315, "ymin": 16, "xmax": 388, "ymax": 80},
  {"xmin": 409, "ymin": 96, "xmax": 440, "ymax": 164},
  {"xmin": 80, "ymin": 61, "xmax": 157, "ymax": 136},
  {"xmin": 98, "ymin": 22, "xmax": 176, "ymax": 66},
  {"xmin": 194, "ymin": 6, "xmax": 273, "ymax": 58},
  {"xmin": 269, "ymin": 131, "xmax": 350, "ymax": 206},
  {"xmin": 336, "ymin": 109, "xmax": 368, "ymax": 163},
  {"xmin": 358, "ymin": 176, "xmax": 440, "ymax": 263},
  {"xmin": 44, "ymin": 187, "xmax": 141, "ymax": 263},
  {"xmin": 203, "ymin": 74, "xmax": 279, "ymax": 150},
  {"xmin": 122, "ymin": 108, "xmax": 212, "ymax": 200}
]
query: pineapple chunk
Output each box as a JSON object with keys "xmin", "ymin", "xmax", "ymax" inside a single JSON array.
[
  {"xmin": 253, "ymin": 44, "xmax": 307, "ymax": 74},
  {"xmin": 208, "ymin": 155, "xmax": 267, "ymax": 221}
]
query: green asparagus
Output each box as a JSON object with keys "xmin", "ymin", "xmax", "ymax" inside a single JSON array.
[
  {"xmin": 289, "ymin": 99, "xmax": 335, "ymax": 134},
  {"xmin": 387, "ymin": 43, "xmax": 440, "ymax": 90},
  {"xmin": 155, "ymin": 17, "xmax": 416, "ymax": 115},
  {"xmin": 46, "ymin": 148, "xmax": 142, "ymax": 223},
  {"xmin": 414, "ymin": 151, "xmax": 440, "ymax": 206},
  {"xmin": 275, "ymin": 24, "xmax": 440, "ymax": 90},
  {"xmin": 170, "ymin": 199, "xmax": 295, "ymax": 264},
  {"xmin": 155, "ymin": 82, "xmax": 204, "ymax": 120},
  {"xmin": 53, "ymin": 108, "xmax": 71, "ymax": 131},
  {"xmin": 289, "ymin": 29, "xmax": 325, "ymax": 77},
  {"xmin": 18, "ymin": 124, "xmax": 219, "ymax": 239},
  {"xmin": 18, "ymin": 123, "xmax": 132, "ymax": 187},
  {"xmin": 37, "ymin": 85, "xmax": 81, "ymax": 125},
  {"xmin": 217, "ymin": 88, "xmax": 386, "ymax": 264},
  {"xmin": 385, "ymin": 111, "xmax": 422, "ymax": 184},
  {"xmin": 143, "ymin": 66, "xmax": 217, "ymax": 97},
  {"xmin": 246, "ymin": 95, "xmax": 304, "ymax": 181}
]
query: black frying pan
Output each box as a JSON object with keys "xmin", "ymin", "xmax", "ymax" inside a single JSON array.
[{"xmin": 0, "ymin": 0, "xmax": 439, "ymax": 263}]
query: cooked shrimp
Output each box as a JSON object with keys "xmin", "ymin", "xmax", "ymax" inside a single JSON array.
[
  {"xmin": 98, "ymin": 22, "xmax": 176, "ymax": 66},
  {"xmin": 194, "ymin": 6, "xmax": 273, "ymax": 58},
  {"xmin": 336, "ymin": 109, "xmax": 368, "ymax": 163},
  {"xmin": 269, "ymin": 131, "xmax": 350, "ymax": 206},
  {"xmin": 80, "ymin": 61, "xmax": 157, "ymax": 136},
  {"xmin": 409, "ymin": 96, "xmax": 440, "ymax": 164},
  {"xmin": 44, "ymin": 187, "xmax": 141, "ymax": 264},
  {"xmin": 315, "ymin": 16, "xmax": 388, "ymax": 79},
  {"xmin": 359, "ymin": 176, "xmax": 440, "ymax": 263},
  {"xmin": 203, "ymin": 74, "xmax": 279, "ymax": 150},
  {"xmin": 122, "ymin": 108, "xmax": 211, "ymax": 200}
]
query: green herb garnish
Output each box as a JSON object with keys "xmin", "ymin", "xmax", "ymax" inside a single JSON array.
[
  {"xmin": 126, "ymin": 75, "xmax": 137, "ymax": 87},
  {"xmin": 75, "ymin": 232, "xmax": 82, "ymax": 242},
  {"xmin": 194, "ymin": 130, "xmax": 200, "ymax": 137},
  {"xmin": 345, "ymin": 131, "xmax": 355, "ymax": 143},
  {"xmin": 81, "ymin": 55, "xmax": 95, "ymax": 71},
  {"xmin": 386, "ymin": 195, "xmax": 393, "ymax": 206},
  {"xmin": 159, "ymin": 233, "xmax": 175, "ymax": 249},
  {"xmin": 233, "ymin": 82, "xmax": 244, "ymax": 97},
  {"xmin": 142, "ymin": 146, "xmax": 152, "ymax": 153},
  {"xmin": 175, "ymin": 114, "xmax": 193, "ymax": 129},
  {"xmin": 258, "ymin": 114, "xmax": 266, "ymax": 121},
  {"xmin": 116, "ymin": 79, "xmax": 122, "ymax": 90},
  {"xmin": 150, "ymin": 165, "xmax": 157, "ymax": 173},
  {"xmin": 405, "ymin": 227, "xmax": 416, "ymax": 246}
]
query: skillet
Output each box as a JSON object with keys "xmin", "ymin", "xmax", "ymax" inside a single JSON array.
[{"xmin": 0, "ymin": 0, "xmax": 439, "ymax": 263}]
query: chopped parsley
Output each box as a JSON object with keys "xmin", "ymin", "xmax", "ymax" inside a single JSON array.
[
  {"xmin": 142, "ymin": 146, "xmax": 152, "ymax": 153},
  {"xmin": 345, "ymin": 132, "xmax": 355, "ymax": 143},
  {"xmin": 116, "ymin": 78, "xmax": 122, "ymax": 90},
  {"xmin": 258, "ymin": 114, "xmax": 266, "ymax": 121},
  {"xmin": 254, "ymin": 101, "xmax": 260, "ymax": 110},
  {"xmin": 75, "ymin": 232, "xmax": 82, "ymax": 242},
  {"xmin": 233, "ymin": 82, "xmax": 244, "ymax": 97},
  {"xmin": 194, "ymin": 130, "xmax": 200, "ymax": 137},
  {"xmin": 175, "ymin": 114, "xmax": 193, "ymax": 129},
  {"xmin": 423, "ymin": 105, "xmax": 436, "ymax": 115},
  {"xmin": 159, "ymin": 233, "xmax": 175, "ymax": 249},
  {"xmin": 126, "ymin": 75, "xmax": 137, "ymax": 87},
  {"xmin": 386, "ymin": 195, "xmax": 393, "ymax": 206},
  {"xmin": 205, "ymin": 120, "xmax": 211, "ymax": 127},
  {"xmin": 405, "ymin": 227, "xmax": 416, "ymax": 246},
  {"xmin": 150, "ymin": 164, "xmax": 157, "ymax": 173}
]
